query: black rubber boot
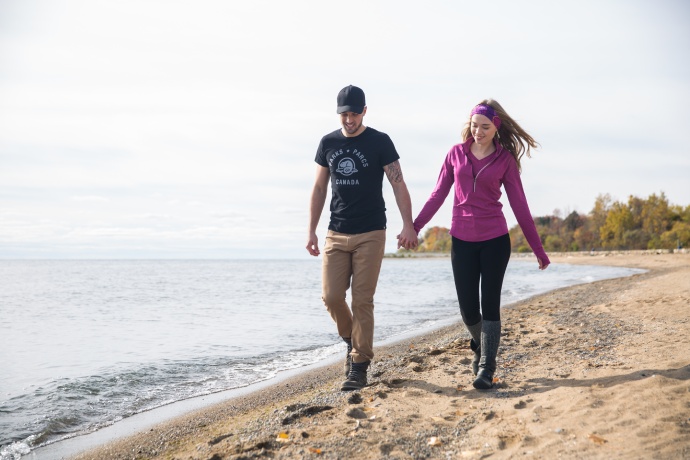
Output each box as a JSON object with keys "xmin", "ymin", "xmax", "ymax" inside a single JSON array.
[
  {"xmin": 341, "ymin": 360, "xmax": 369, "ymax": 391},
  {"xmin": 343, "ymin": 337, "xmax": 353, "ymax": 378},
  {"xmin": 473, "ymin": 320, "xmax": 500, "ymax": 390},
  {"xmin": 470, "ymin": 338, "xmax": 481, "ymax": 376},
  {"xmin": 466, "ymin": 321, "xmax": 482, "ymax": 376}
]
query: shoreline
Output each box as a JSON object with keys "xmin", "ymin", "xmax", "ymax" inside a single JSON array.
[{"xmin": 39, "ymin": 252, "xmax": 690, "ymax": 459}]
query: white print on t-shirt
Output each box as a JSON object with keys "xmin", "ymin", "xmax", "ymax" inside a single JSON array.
[
  {"xmin": 328, "ymin": 149, "xmax": 369, "ymax": 169},
  {"xmin": 352, "ymin": 149, "xmax": 368, "ymax": 167},
  {"xmin": 335, "ymin": 178, "xmax": 360, "ymax": 185},
  {"xmin": 336, "ymin": 157, "xmax": 358, "ymax": 176}
]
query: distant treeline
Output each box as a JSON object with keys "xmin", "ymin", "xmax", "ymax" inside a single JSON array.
[{"xmin": 411, "ymin": 192, "xmax": 689, "ymax": 254}]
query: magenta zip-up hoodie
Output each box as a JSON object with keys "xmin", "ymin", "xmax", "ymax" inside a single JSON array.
[{"xmin": 413, "ymin": 137, "xmax": 549, "ymax": 264}]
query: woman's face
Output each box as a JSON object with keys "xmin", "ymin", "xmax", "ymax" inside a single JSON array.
[{"xmin": 470, "ymin": 114, "xmax": 497, "ymax": 146}]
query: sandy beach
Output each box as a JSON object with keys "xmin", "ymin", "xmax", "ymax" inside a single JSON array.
[{"xmin": 71, "ymin": 252, "xmax": 690, "ymax": 460}]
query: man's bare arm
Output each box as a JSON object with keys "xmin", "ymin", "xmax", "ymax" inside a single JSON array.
[
  {"xmin": 307, "ymin": 165, "xmax": 330, "ymax": 256},
  {"xmin": 383, "ymin": 160, "xmax": 418, "ymax": 250}
]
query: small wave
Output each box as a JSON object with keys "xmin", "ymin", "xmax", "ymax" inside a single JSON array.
[
  {"xmin": 0, "ymin": 344, "xmax": 345, "ymax": 455},
  {"xmin": 0, "ymin": 436, "xmax": 34, "ymax": 460}
]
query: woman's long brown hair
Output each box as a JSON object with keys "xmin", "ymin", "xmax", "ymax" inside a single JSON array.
[{"xmin": 461, "ymin": 99, "xmax": 540, "ymax": 173}]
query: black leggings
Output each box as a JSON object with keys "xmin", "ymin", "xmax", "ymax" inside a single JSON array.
[{"xmin": 451, "ymin": 233, "xmax": 511, "ymax": 324}]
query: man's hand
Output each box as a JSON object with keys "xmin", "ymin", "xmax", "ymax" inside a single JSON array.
[
  {"xmin": 396, "ymin": 225, "xmax": 418, "ymax": 250},
  {"xmin": 306, "ymin": 232, "xmax": 320, "ymax": 256}
]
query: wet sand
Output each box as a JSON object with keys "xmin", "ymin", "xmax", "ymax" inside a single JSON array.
[{"xmin": 72, "ymin": 251, "xmax": 690, "ymax": 459}]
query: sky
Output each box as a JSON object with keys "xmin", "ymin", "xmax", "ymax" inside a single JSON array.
[{"xmin": 1, "ymin": 0, "xmax": 688, "ymax": 259}]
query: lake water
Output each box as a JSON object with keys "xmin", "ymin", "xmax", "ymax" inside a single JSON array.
[{"xmin": 0, "ymin": 258, "xmax": 644, "ymax": 459}]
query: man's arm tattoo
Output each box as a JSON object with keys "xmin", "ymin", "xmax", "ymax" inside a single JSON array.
[{"xmin": 385, "ymin": 161, "xmax": 403, "ymax": 183}]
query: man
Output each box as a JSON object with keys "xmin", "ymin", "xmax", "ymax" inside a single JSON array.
[{"xmin": 306, "ymin": 85, "xmax": 418, "ymax": 391}]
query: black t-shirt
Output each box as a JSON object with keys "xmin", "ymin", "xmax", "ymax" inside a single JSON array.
[{"xmin": 315, "ymin": 127, "xmax": 400, "ymax": 234}]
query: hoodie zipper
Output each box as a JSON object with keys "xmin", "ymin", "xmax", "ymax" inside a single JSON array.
[{"xmin": 472, "ymin": 151, "xmax": 500, "ymax": 192}]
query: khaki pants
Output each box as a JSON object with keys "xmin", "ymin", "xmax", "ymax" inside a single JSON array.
[{"xmin": 322, "ymin": 229, "xmax": 386, "ymax": 363}]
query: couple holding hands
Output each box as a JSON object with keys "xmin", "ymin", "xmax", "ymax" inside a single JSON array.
[{"xmin": 307, "ymin": 85, "xmax": 550, "ymax": 392}]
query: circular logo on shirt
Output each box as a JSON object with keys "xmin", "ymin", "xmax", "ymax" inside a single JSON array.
[{"xmin": 336, "ymin": 157, "xmax": 358, "ymax": 176}]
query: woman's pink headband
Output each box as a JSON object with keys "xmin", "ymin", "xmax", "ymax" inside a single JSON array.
[{"xmin": 470, "ymin": 104, "xmax": 501, "ymax": 129}]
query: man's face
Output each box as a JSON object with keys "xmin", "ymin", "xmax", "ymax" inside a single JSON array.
[{"xmin": 339, "ymin": 107, "xmax": 367, "ymax": 137}]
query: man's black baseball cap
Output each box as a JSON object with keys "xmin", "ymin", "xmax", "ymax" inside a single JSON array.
[{"xmin": 336, "ymin": 85, "xmax": 366, "ymax": 114}]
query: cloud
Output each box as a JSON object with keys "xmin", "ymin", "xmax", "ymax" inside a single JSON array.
[
  {"xmin": 71, "ymin": 195, "xmax": 109, "ymax": 202},
  {"xmin": 1, "ymin": 0, "xmax": 689, "ymax": 258}
]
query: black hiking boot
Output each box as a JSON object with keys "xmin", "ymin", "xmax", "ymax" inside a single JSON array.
[
  {"xmin": 343, "ymin": 337, "xmax": 353, "ymax": 378},
  {"xmin": 341, "ymin": 360, "xmax": 369, "ymax": 391},
  {"xmin": 473, "ymin": 320, "xmax": 501, "ymax": 390},
  {"xmin": 466, "ymin": 321, "xmax": 483, "ymax": 376},
  {"xmin": 470, "ymin": 338, "xmax": 481, "ymax": 376}
]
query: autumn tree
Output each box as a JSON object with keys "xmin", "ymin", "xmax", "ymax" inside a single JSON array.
[
  {"xmin": 640, "ymin": 193, "xmax": 671, "ymax": 249},
  {"xmin": 589, "ymin": 193, "xmax": 612, "ymax": 246},
  {"xmin": 660, "ymin": 204, "xmax": 690, "ymax": 250},
  {"xmin": 416, "ymin": 226, "xmax": 452, "ymax": 253},
  {"xmin": 600, "ymin": 200, "xmax": 636, "ymax": 249}
]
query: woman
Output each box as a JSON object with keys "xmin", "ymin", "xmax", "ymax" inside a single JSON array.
[{"xmin": 412, "ymin": 99, "xmax": 550, "ymax": 390}]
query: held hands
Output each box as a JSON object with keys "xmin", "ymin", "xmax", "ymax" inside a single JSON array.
[{"xmin": 397, "ymin": 225, "xmax": 419, "ymax": 250}]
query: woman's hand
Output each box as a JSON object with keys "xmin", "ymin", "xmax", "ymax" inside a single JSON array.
[
  {"xmin": 538, "ymin": 257, "xmax": 549, "ymax": 270},
  {"xmin": 397, "ymin": 226, "xmax": 419, "ymax": 250}
]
